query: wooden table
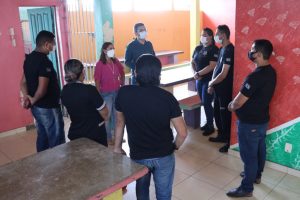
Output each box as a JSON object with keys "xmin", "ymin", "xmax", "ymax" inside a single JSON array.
[
  {"xmin": 160, "ymin": 62, "xmax": 196, "ymax": 93},
  {"xmin": 0, "ymin": 138, "xmax": 148, "ymax": 200}
]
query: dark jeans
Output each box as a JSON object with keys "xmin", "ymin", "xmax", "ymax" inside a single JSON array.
[
  {"xmin": 31, "ymin": 106, "xmax": 66, "ymax": 152},
  {"xmin": 213, "ymin": 92, "xmax": 232, "ymax": 143},
  {"xmin": 133, "ymin": 154, "xmax": 175, "ymax": 200},
  {"xmin": 197, "ymin": 80, "xmax": 214, "ymax": 128},
  {"xmin": 238, "ymin": 121, "xmax": 268, "ymax": 192}
]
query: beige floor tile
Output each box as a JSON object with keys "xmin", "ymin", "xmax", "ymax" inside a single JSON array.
[
  {"xmin": 173, "ymin": 169, "xmax": 190, "ymax": 186},
  {"xmin": 276, "ymin": 174, "xmax": 300, "ymax": 194},
  {"xmin": 264, "ymin": 185, "xmax": 300, "ymax": 200},
  {"xmin": 173, "ymin": 177, "xmax": 219, "ymax": 200},
  {"xmin": 213, "ymin": 154, "xmax": 244, "ymax": 172},
  {"xmin": 0, "ymin": 151, "xmax": 11, "ymax": 166},
  {"xmin": 175, "ymin": 151, "xmax": 210, "ymax": 175},
  {"xmin": 0, "ymin": 135, "xmax": 36, "ymax": 161},
  {"xmin": 193, "ymin": 163, "xmax": 238, "ymax": 189},
  {"xmin": 262, "ymin": 167, "xmax": 286, "ymax": 185},
  {"xmin": 209, "ymin": 189, "xmax": 241, "ymax": 200}
]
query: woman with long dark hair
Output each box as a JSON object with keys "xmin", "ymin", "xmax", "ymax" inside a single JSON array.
[
  {"xmin": 61, "ymin": 59, "xmax": 109, "ymax": 146},
  {"xmin": 94, "ymin": 42, "xmax": 125, "ymax": 145},
  {"xmin": 192, "ymin": 28, "xmax": 219, "ymax": 136}
]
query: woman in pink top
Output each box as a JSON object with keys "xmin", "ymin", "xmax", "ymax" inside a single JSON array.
[{"xmin": 94, "ymin": 42, "xmax": 125, "ymax": 145}]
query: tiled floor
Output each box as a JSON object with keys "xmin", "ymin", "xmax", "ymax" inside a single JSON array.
[{"xmin": 1, "ymin": 84, "xmax": 300, "ymax": 200}]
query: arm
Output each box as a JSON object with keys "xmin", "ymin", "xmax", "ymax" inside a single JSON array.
[
  {"xmin": 198, "ymin": 61, "xmax": 217, "ymax": 77},
  {"xmin": 208, "ymin": 64, "xmax": 230, "ymax": 87},
  {"xmin": 28, "ymin": 77, "xmax": 49, "ymax": 105},
  {"xmin": 98, "ymin": 105, "xmax": 109, "ymax": 121},
  {"xmin": 20, "ymin": 74, "xmax": 31, "ymax": 109},
  {"xmin": 171, "ymin": 116, "xmax": 188, "ymax": 150},
  {"xmin": 113, "ymin": 111, "xmax": 125, "ymax": 153},
  {"xmin": 228, "ymin": 92, "xmax": 249, "ymax": 112},
  {"xmin": 95, "ymin": 81, "xmax": 101, "ymax": 92}
]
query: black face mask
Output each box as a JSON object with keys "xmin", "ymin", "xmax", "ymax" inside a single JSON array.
[{"xmin": 248, "ymin": 51, "xmax": 257, "ymax": 61}]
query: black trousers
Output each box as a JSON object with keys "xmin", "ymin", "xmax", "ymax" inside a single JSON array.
[{"xmin": 213, "ymin": 92, "xmax": 232, "ymax": 144}]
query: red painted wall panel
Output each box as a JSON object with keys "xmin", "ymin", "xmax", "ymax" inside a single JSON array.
[
  {"xmin": 231, "ymin": 0, "xmax": 300, "ymax": 144},
  {"xmin": 0, "ymin": 0, "xmax": 69, "ymax": 133}
]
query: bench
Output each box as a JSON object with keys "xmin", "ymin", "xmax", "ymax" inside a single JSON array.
[{"xmin": 179, "ymin": 95, "xmax": 201, "ymax": 129}]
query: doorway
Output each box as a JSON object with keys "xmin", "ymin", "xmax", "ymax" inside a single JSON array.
[{"xmin": 19, "ymin": 6, "xmax": 62, "ymax": 87}]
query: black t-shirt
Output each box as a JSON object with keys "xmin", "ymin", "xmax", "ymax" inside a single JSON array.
[
  {"xmin": 236, "ymin": 65, "xmax": 276, "ymax": 124},
  {"xmin": 61, "ymin": 83, "xmax": 106, "ymax": 143},
  {"xmin": 192, "ymin": 44, "xmax": 219, "ymax": 82},
  {"xmin": 115, "ymin": 85, "xmax": 182, "ymax": 160},
  {"xmin": 23, "ymin": 51, "xmax": 60, "ymax": 108},
  {"xmin": 212, "ymin": 43, "xmax": 234, "ymax": 95}
]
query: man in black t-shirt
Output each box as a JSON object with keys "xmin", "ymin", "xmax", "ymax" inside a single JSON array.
[
  {"xmin": 20, "ymin": 30, "xmax": 65, "ymax": 152},
  {"xmin": 226, "ymin": 40, "xmax": 276, "ymax": 198},
  {"xmin": 114, "ymin": 54, "xmax": 187, "ymax": 200},
  {"xmin": 207, "ymin": 25, "xmax": 234, "ymax": 153}
]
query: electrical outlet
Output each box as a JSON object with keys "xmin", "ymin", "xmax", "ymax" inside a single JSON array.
[{"xmin": 285, "ymin": 143, "xmax": 292, "ymax": 153}]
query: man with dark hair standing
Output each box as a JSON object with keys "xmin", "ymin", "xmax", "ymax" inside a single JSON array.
[
  {"xmin": 227, "ymin": 39, "xmax": 276, "ymax": 197},
  {"xmin": 207, "ymin": 25, "xmax": 234, "ymax": 153},
  {"xmin": 20, "ymin": 30, "xmax": 65, "ymax": 152},
  {"xmin": 114, "ymin": 54, "xmax": 187, "ymax": 200},
  {"xmin": 125, "ymin": 23, "xmax": 155, "ymax": 85}
]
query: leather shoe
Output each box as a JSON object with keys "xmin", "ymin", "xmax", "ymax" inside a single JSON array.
[
  {"xmin": 209, "ymin": 136, "xmax": 227, "ymax": 143},
  {"xmin": 240, "ymin": 171, "xmax": 261, "ymax": 184},
  {"xmin": 200, "ymin": 124, "xmax": 208, "ymax": 131},
  {"xmin": 202, "ymin": 127, "xmax": 215, "ymax": 136},
  {"xmin": 226, "ymin": 187, "xmax": 252, "ymax": 197},
  {"xmin": 219, "ymin": 144, "xmax": 229, "ymax": 153}
]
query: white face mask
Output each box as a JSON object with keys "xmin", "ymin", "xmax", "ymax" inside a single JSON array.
[
  {"xmin": 200, "ymin": 36, "xmax": 208, "ymax": 45},
  {"xmin": 138, "ymin": 31, "xmax": 147, "ymax": 40},
  {"xmin": 106, "ymin": 49, "xmax": 115, "ymax": 58},
  {"xmin": 214, "ymin": 35, "xmax": 222, "ymax": 44}
]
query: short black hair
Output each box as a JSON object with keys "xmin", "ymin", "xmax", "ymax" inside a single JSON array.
[
  {"xmin": 135, "ymin": 54, "xmax": 161, "ymax": 86},
  {"xmin": 36, "ymin": 30, "xmax": 55, "ymax": 47},
  {"xmin": 134, "ymin": 23, "xmax": 145, "ymax": 33},
  {"xmin": 217, "ymin": 25, "xmax": 230, "ymax": 39},
  {"xmin": 253, "ymin": 39, "xmax": 273, "ymax": 60}
]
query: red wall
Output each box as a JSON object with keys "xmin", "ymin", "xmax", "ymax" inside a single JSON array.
[
  {"xmin": 201, "ymin": 0, "xmax": 236, "ymax": 44},
  {"xmin": 231, "ymin": 0, "xmax": 300, "ymax": 143},
  {"xmin": 0, "ymin": 0, "xmax": 69, "ymax": 133}
]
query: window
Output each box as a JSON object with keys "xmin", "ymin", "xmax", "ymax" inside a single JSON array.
[
  {"xmin": 112, "ymin": 0, "xmax": 133, "ymax": 12},
  {"xmin": 173, "ymin": 0, "xmax": 191, "ymax": 11},
  {"xmin": 133, "ymin": 0, "xmax": 172, "ymax": 12}
]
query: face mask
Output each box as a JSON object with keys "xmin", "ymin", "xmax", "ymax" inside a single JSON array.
[
  {"xmin": 138, "ymin": 31, "xmax": 147, "ymax": 40},
  {"xmin": 200, "ymin": 36, "xmax": 208, "ymax": 45},
  {"xmin": 248, "ymin": 51, "xmax": 257, "ymax": 61},
  {"xmin": 214, "ymin": 35, "xmax": 222, "ymax": 44},
  {"xmin": 107, "ymin": 49, "xmax": 115, "ymax": 58}
]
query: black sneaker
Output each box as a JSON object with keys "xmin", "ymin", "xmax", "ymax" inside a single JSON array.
[
  {"xmin": 219, "ymin": 144, "xmax": 229, "ymax": 153},
  {"xmin": 202, "ymin": 127, "xmax": 215, "ymax": 136}
]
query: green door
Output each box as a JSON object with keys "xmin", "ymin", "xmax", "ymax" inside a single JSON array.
[{"xmin": 27, "ymin": 7, "xmax": 59, "ymax": 75}]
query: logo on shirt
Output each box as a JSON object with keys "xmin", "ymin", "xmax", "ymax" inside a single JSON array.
[
  {"xmin": 46, "ymin": 68, "xmax": 52, "ymax": 72},
  {"xmin": 226, "ymin": 58, "xmax": 231, "ymax": 62},
  {"xmin": 245, "ymin": 83, "xmax": 251, "ymax": 90}
]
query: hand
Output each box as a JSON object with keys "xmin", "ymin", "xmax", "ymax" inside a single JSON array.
[
  {"xmin": 27, "ymin": 95, "xmax": 36, "ymax": 106},
  {"xmin": 228, "ymin": 102, "xmax": 233, "ymax": 112},
  {"xmin": 208, "ymin": 80, "xmax": 214, "ymax": 88},
  {"xmin": 207, "ymin": 86, "xmax": 214, "ymax": 94},
  {"xmin": 21, "ymin": 96, "xmax": 31, "ymax": 109},
  {"xmin": 193, "ymin": 72, "xmax": 201, "ymax": 80}
]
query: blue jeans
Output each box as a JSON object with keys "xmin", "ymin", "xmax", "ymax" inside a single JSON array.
[
  {"xmin": 133, "ymin": 154, "xmax": 175, "ymax": 200},
  {"xmin": 31, "ymin": 106, "xmax": 66, "ymax": 152},
  {"xmin": 196, "ymin": 80, "xmax": 214, "ymax": 128},
  {"xmin": 238, "ymin": 121, "xmax": 268, "ymax": 192},
  {"xmin": 101, "ymin": 91, "xmax": 117, "ymax": 140}
]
